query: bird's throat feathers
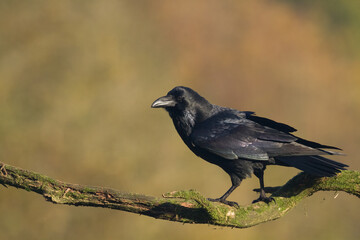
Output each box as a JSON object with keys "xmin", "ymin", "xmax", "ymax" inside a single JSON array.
[
  {"xmin": 170, "ymin": 109, "xmax": 196, "ymax": 137},
  {"xmin": 169, "ymin": 103, "xmax": 213, "ymax": 138}
]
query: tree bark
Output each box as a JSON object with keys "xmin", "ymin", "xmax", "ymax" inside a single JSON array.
[{"xmin": 0, "ymin": 161, "xmax": 359, "ymax": 228}]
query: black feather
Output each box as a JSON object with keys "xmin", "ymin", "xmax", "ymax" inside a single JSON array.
[
  {"xmin": 276, "ymin": 155, "xmax": 347, "ymax": 176},
  {"xmin": 295, "ymin": 137, "xmax": 342, "ymax": 150},
  {"xmin": 246, "ymin": 112, "xmax": 297, "ymax": 133}
]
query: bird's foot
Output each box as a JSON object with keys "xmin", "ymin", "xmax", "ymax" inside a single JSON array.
[
  {"xmin": 252, "ymin": 196, "xmax": 275, "ymax": 204},
  {"xmin": 207, "ymin": 197, "xmax": 239, "ymax": 207},
  {"xmin": 0, "ymin": 163, "xmax": 7, "ymax": 176}
]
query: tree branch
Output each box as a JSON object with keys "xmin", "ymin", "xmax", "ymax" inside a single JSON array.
[{"xmin": 0, "ymin": 161, "xmax": 359, "ymax": 228}]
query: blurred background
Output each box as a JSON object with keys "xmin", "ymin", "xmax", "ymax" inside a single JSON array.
[{"xmin": 0, "ymin": 0, "xmax": 359, "ymax": 239}]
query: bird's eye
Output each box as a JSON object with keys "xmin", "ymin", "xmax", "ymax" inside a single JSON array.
[
  {"xmin": 168, "ymin": 88, "xmax": 187, "ymax": 106},
  {"xmin": 177, "ymin": 96, "xmax": 184, "ymax": 102}
]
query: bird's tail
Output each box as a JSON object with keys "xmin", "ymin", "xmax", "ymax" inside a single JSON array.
[{"xmin": 275, "ymin": 155, "xmax": 348, "ymax": 177}]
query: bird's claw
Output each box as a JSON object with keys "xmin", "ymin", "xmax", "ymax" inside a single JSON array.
[
  {"xmin": 207, "ymin": 198, "xmax": 239, "ymax": 207},
  {"xmin": 252, "ymin": 196, "xmax": 275, "ymax": 204},
  {"xmin": 0, "ymin": 163, "xmax": 7, "ymax": 176}
]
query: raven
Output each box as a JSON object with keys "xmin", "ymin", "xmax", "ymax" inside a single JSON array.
[{"xmin": 151, "ymin": 86, "xmax": 347, "ymax": 206}]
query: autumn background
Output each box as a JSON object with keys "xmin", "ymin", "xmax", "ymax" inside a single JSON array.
[{"xmin": 0, "ymin": 1, "xmax": 359, "ymax": 239}]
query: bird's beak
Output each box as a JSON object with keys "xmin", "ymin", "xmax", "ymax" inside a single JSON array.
[{"xmin": 151, "ymin": 95, "xmax": 176, "ymax": 108}]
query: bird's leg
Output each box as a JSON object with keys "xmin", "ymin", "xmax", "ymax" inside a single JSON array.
[
  {"xmin": 208, "ymin": 176, "xmax": 241, "ymax": 207},
  {"xmin": 253, "ymin": 168, "xmax": 275, "ymax": 204}
]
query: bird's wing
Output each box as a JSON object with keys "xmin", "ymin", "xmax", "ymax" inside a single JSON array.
[
  {"xmin": 190, "ymin": 111, "xmax": 330, "ymax": 161},
  {"xmin": 244, "ymin": 111, "xmax": 297, "ymax": 133}
]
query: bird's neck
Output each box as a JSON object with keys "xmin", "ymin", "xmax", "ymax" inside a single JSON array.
[
  {"xmin": 171, "ymin": 110, "xmax": 196, "ymax": 138},
  {"xmin": 169, "ymin": 102, "xmax": 213, "ymax": 138}
]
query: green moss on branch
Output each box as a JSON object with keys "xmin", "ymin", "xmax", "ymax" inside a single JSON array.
[{"xmin": 0, "ymin": 162, "xmax": 358, "ymax": 228}]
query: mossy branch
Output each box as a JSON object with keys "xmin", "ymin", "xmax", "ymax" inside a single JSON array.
[{"xmin": 0, "ymin": 161, "xmax": 359, "ymax": 228}]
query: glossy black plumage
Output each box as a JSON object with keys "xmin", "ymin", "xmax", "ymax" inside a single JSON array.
[{"xmin": 151, "ymin": 86, "xmax": 348, "ymax": 206}]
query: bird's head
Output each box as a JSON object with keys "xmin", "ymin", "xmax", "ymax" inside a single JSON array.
[{"xmin": 151, "ymin": 86, "xmax": 213, "ymax": 122}]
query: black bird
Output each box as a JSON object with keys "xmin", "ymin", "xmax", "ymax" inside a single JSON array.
[{"xmin": 151, "ymin": 86, "xmax": 348, "ymax": 206}]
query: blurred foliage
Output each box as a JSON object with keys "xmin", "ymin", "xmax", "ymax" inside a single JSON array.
[
  {"xmin": 0, "ymin": 0, "xmax": 359, "ymax": 240},
  {"xmin": 281, "ymin": 0, "xmax": 360, "ymax": 57}
]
